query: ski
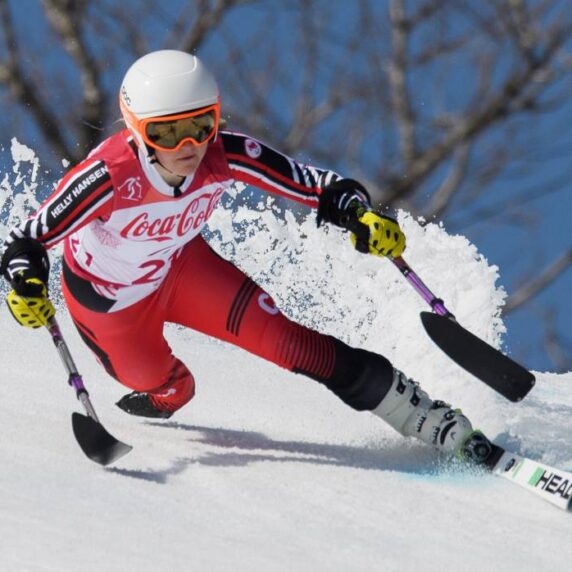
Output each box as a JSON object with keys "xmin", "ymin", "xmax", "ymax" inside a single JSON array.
[{"xmin": 487, "ymin": 446, "xmax": 572, "ymax": 511}]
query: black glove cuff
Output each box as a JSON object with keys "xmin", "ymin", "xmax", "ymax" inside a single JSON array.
[
  {"xmin": 10, "ymin": 272, "xmax": 46, "ymax": 297},
  {"xmin": 0, "ymin": 238, "xmax": 50, "ymax": 285},
  {"xmin": 317, "ymin": 178, "xmax": 371, "ymax": 228}
]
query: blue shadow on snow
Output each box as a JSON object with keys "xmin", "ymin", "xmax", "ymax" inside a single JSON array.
[{"xmin": 105, "ymin": 421, "xmax": 478, "ymax": 484}]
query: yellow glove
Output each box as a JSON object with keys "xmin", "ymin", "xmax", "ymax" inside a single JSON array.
[
  {"xmin": 350, "ymin": 211, "xmax": 406, "ymax": 258},
  {"xmin": 6, "ymin": 277, "xmax": 55, "ymax": 328}
]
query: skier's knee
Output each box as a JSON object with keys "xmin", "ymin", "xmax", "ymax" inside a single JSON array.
[{"xmin": 149, "ymin": 359, "xmax": 196, "ymax": 413}]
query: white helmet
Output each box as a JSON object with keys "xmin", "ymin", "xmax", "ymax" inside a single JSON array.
[{"xmin": 119, "ymin": 50, "xmax": 220, "ymax": 149}]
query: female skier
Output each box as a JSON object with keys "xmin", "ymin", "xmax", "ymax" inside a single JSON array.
[{"xmin": 1, "ymin": 50, "xmax": 492, "ymax": 464}]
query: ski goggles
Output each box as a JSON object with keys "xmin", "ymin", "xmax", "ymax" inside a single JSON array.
[{"xmin": 123, "ymin": 101, "xmax": 220, "ymax": 151}]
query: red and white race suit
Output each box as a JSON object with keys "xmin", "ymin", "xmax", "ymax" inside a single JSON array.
[
  {"xmin": 5, "ymin": 129, "xmax": 346, "ymax": 412},
  {"xmin": 16, "ymin": 130, "xmax": 336, "ymax": 311}
]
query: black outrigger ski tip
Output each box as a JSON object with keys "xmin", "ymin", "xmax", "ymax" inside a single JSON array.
[
  {"xmin": 420, "ymin": 312, "xmax": 535, "ymax": 402},
  {"xmin": 72, "ymin": 413, "xmax": 132, "ymax": 466}
]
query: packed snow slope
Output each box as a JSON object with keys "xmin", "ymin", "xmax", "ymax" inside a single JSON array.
[{"xmin": 1, "ymin": 143, "xmax": 572, "ymax": 571}]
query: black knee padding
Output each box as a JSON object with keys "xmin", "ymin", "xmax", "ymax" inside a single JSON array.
[{"xmin": 296, "ymin": 337, "xmax": 394, "ymax": 411}]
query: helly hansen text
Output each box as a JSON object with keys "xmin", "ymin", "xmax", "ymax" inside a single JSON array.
[{"xmin": 51, "ymin": 167, "xmax": 107, "ymax": 218}]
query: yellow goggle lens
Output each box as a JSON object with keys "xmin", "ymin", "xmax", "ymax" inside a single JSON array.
[{"xmin": 145, "ymin": 110, "xmax": 217, "ymax": 149}]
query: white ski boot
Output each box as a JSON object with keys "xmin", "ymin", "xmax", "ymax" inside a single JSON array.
[{"xmin": 372, "ymin": 369, "xmax": 480, "ymax": 458}]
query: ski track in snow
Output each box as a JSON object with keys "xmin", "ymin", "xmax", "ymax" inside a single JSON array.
[{"xmin": 1, "ymin": 147, "xmax": 572, "ymax": 571}]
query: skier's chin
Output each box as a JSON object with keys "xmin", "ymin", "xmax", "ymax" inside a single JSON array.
[
  {"xmin": 155, "ymin": 144, "xmax": 206, "ymax": 177},
  {"xmin": 174, "ymin": 154, "xmax": 201, "ymax": 175}
]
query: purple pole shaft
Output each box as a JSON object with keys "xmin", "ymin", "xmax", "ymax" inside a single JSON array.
[
  {"xmin": 391, "ymin": 256, "xmax": 453, "ymax": 318},
  {"xmin": 46, "ymin": 318, "xmax": 99, "ymax": 421},
  {"xmin": 69, "ymin": 374, "xmax": 86, "ymax": 393}
]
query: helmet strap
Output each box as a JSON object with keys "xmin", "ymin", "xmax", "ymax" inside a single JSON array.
[{"xmin": 148, "ymin": 151, "xmax": 186, "ymax": 187}]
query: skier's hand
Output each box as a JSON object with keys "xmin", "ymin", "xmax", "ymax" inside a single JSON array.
[
  {"xmin": 317, "ymin": 178, "xmax": 371, "ymax": 228},
  {"xmin": 6, "ymin": 274, "xmax": 55, "ymax": 328},
  {"xmin": 317, "ymin": 179, "xmax": 405, "ymax": 257},
  {"xmin": 350, "ymin": 211, "xmax": 406, "ymax": 258}
]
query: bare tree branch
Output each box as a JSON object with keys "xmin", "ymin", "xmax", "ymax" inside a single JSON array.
[
  {"xmin": 178, "ymin": 0, "xmax": 252, "ymax": 54},
  {"xmin": 505, "ymin": 249, "xmax": 572, "ymax": 314},
  {"xmin": 420, "ymin": 142, "xmax": 471, "ymax": 220},
  {"xmin": 542, "ymin": 309, "xmax": 572, "ymax": 373},
  {"xmin": 0, "ymin": 0, "xmax": 74, "ymax": 159},
  {"xmin": 388, "ymin": 0, "xmax": 418, "ymax": 166},
  {"xmin": 41, "ymin": 0, "xmax": 107, "ymax": 154},
  {"xmin": 380, "ymin": 5, "xmax": 572, "ymax": 206}
]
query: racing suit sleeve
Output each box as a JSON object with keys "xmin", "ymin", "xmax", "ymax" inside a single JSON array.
[
  {"xmin": 1, "ymin": 158, "xmax": 113, "ymax": 282},
  {"xmin": 220, "ymin": 131, "xmax": 341, "ymax": 208}
]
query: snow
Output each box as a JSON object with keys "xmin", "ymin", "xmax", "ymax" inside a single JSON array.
[{"xmin": 1, "ymin": 147, "xmax": 572, "ymax": 571}]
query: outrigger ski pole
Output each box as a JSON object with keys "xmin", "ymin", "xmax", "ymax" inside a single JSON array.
[
  {"xmin": 46, "ymin": 317, "xmax": 132, "ymax": 465},
  {"xmin": 391, "ymin": 256, "xmax": 535, "ymax": 402}
]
